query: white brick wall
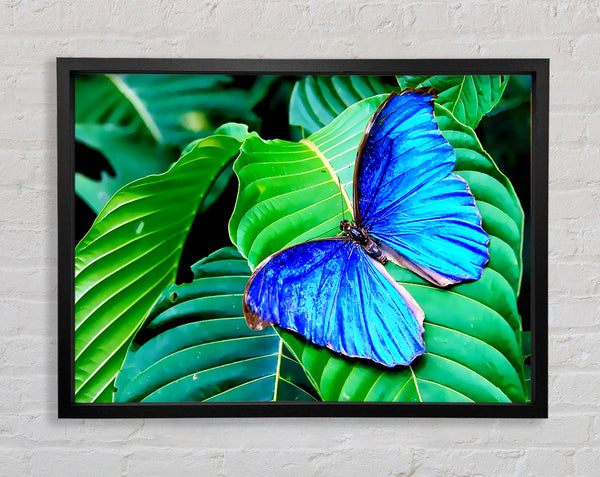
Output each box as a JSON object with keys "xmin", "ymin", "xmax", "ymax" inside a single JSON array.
[{"xmin": 1, "ymin": 0, "xmax": 598, "ymax": 475}]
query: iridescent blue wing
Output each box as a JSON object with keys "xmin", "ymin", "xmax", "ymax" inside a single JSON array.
[
  {"xmin": 243, "ymin": 238, "xmax": 425, "ymax": 367},
  {"xmin": 355, "ymin": 90, "xmax": 489, "ymax": 286}
]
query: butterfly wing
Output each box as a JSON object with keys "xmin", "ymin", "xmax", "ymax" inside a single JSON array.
[
  {"xmin": 243, "ymin": 238, "xmax": 425, "ymax": 367},
  {"xmin": 354, "ymin": 90, "xmax": 489, "ymax": 286}
]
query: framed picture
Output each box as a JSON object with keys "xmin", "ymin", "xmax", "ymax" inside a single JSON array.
[{"xmin": 57, "ymin": 58, "xmax": 548, "ymax": 418}]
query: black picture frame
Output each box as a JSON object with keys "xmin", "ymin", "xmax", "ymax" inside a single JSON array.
[{"xmin": 57, "ymin": 58, "xmax": 548, "ymax": 418}]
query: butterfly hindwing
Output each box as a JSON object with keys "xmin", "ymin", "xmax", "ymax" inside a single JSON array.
[
  {"xmin": 355, "ymin": 91, "xmax": 489, "ymax": 286},
  {"xmin": 243, "ymin": 238, "xmax": 425, "ymax": 367}
]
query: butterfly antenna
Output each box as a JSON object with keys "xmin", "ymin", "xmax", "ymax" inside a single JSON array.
[
  {"xmin": 334, "ymin": 180, "xmax": 345, "ymax": 237},
  {"xmin": 313, "ymin": 225, "xmax": 340, "ymax": 240},
  {"xmin": 338, "ymin": 179, "xmax": 346, "ymax": 222}
]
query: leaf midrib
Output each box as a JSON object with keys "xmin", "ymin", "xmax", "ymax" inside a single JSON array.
[
  {"xmin": 108, "ymin": 74, "xmax": 163, "ymax": 142},
  {"xmin": 300, "ymin": 138, "xmax": 352, "ymax": 212},
  {"xmin": 450, "ymin": 76, "xmax": 466, "ymax": 116}
]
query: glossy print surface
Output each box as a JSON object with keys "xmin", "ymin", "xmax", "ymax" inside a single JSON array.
[
  {"xmin": 244, "ymin": 239, "xmax": 425, "ymax": 367},
  {"xmin": 355, "ymin": 91, "xmax": 490, "ymax": 286}
]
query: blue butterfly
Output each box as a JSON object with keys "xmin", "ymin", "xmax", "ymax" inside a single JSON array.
[{"xmin": 243, "ymin": 89, "xmax": 489, "ymax": 367}]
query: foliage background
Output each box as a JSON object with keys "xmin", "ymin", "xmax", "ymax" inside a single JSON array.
[{"xmin": 74, "ymin": 73, "xmax": 532, "ymax": 404}]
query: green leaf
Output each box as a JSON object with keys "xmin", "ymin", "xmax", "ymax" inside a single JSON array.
[
  {"xmin": 396, "ymin": 75, "xmax": 509, "ymax": 128},
  {"xmin": 486, "ymin": 75, "xmax": 532, "ymax": 117},
  {"xmin": 74, "ymin": 133, "xmax": 247, "ymax": 403},
  {"xmin": 75, "ymin": 73, "xmax": 149, "ymax": 137},
  {"xmin": 75, "ymin": 124, "xmax": 175, "ymax": 213},
  {"xmin": 289, "ymin": 75, "xmax": 393, "ymax": 137},
  {"xmin": 114, "ymin": 247, "xmax": 317, "ymax": 402},
  {"xmin": 197, "ymin": 123, "xmax": 259, "ymax": 214},
  {"xmin": 230, "ymin": 94, "xmax": 526, "ymax": 402},
  {"xmin": 75, "ymin": 74, "xmax": 274, "ymax": 213}
]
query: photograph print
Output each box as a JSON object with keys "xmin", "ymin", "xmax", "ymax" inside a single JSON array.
[{"xmin": 60, "ymin": 60, "xmax": 545, "ymax": 416}]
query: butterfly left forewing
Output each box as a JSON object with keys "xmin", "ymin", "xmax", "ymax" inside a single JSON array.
[{"xmin": 243, "ymin": 238, "xmax": 425, "ymax": 367}]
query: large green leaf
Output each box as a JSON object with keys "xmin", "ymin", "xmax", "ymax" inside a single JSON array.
[
  {"xmin": 114, "ymin": 247, "xmax": 317, "ymax": 402},
  {"xmin": 74, "ymin": 133, "xmax": 247, "ymax": 403},
  {"xmin": 229, "ymin": 94, "xmax": 525, "ymax": 402},
  {"xmin": 75, "ymin": 74, "xmax": 275, "ymax": 213},
  {"xmin": 396, "ymin": 75, "xmax": 509, "ymax": 128},
  {"xmin": 289, "ymin": 75, "xmax": 393, "ymax": 137}
]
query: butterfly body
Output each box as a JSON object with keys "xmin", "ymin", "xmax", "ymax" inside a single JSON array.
[
  {"xmin": 340, "ymin": 219, "xmax": 387, "ymax": 265},
  {"xmin": 243, "ymin": 89, "xmax": 490, "ymax": 368}
]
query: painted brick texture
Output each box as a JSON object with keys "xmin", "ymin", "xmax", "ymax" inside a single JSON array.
[{"xmin": 0, "ymin": 0, "xmax": 598, "ymax": 475}]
